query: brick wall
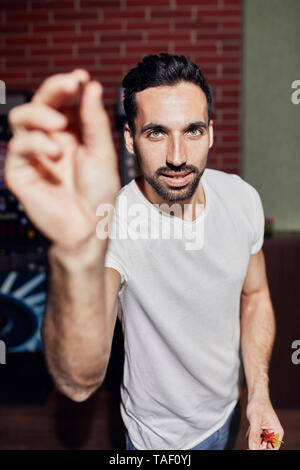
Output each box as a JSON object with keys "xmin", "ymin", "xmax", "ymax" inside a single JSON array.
[{"xmin": 0, "ymin": 0, "xmax": 242, "ymax": 174}]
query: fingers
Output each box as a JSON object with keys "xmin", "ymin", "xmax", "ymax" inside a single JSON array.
[
  {"xmin": 32, "ymin": 69, "xmax": 90, "ymax": 109},
  {"xmin": 80, "ymin": 80, "xmax": 117, "ymax": 158},
  {"xmin": 9, "ymin": 131, "xmax": 62, "ymax": 159},
  {"xmin": 5, "ymin": 131, "xmax": 63, "ymax": 185},
  {"xmin": 248, "ymin": 421, "xmax": 263, "ymax": 450},
  {"xmin": 9, "ymin": 102, "xmax": 67, "ymax": 134}
]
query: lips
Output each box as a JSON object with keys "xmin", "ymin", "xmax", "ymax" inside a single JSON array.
[
  {"xmin": 160, "ymin": 171, "xmax": 193, "ymax": 187},
  {"xmin": 160, "ymin": 171, "xmax": 192, "ymax": 178}
]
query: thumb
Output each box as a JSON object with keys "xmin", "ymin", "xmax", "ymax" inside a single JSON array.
[
  {"xmin": 80, "ymin": 80, "xmax": 116, "ymax": 158},
  {"xmin": 248, "ymin": 420, "xmax": 262, "ymax": 450}
]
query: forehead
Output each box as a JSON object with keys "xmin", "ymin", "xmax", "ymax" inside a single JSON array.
[{"xmin": 135, "ymin": 81, "xmax": 209, "ymax": 125}]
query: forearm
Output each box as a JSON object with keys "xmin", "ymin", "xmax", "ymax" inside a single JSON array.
[
  {"xmin": 42, "ymin": 237, "xmax": 111, "ymax": 401},
  {"xmin": 240, "ymin": 290, "xmax": 276, "ymax": 400}
]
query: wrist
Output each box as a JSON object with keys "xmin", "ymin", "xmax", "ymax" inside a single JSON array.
[
  {"xmin": 48, "ymin": 234, "xmax": 108, "ymax": 272},
  {"xmin": 247, "ymin": 373, "xmax": 270, "ymax": 402}
]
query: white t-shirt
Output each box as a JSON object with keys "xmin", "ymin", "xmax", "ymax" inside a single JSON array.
[{"xmin": 104, "ymin": 168, "xmax": 265, "ymax": 450}]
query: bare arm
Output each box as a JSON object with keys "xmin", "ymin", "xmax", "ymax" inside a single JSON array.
[
  {"xmin": 42, "ymin": 239, "xmax": 121, "ymax": 402},
  {"xmin": 241, "ymin": 249, "xmax": 275, "ymax": 400},
  {"xmin": 240, "ymin": 249, "xmax": 283, "ymax": 449},
  {"xmin": 5, "ymin": 70, "xmax": 121, "ymax": 402}
]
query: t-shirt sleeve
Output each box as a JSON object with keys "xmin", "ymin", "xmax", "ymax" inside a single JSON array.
[
  {"xmin": 105, "ymin": 241, "xmax": 127, "ymax": 287},
  {"xmin": 104, "ymin": 212, "xmax": 128, "ymax": 289},
  {"xmin": 249, "ymin": 186, "xmax": 265, "ymax": 255}
]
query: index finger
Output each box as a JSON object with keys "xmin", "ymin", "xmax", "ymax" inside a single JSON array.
[{"xmin": 32, "ymin": 69, "xmax": 90, "ymax": 109}]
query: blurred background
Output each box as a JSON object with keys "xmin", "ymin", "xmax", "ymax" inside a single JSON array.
[{"xmin": 0, "ymin": 0, "xmax": 299, "ymax": 450}]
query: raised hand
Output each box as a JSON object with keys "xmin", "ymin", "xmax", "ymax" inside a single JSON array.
[{"xmin": 5, "ymin": 69, "xmax": 121, "ymax": 250}]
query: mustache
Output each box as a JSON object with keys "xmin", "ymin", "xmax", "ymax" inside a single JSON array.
[{"xmin": 157, "ymin": 165, "xmax": 198, "ymax": 176}]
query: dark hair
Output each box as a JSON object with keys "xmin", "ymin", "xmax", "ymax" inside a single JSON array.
[{"xmin": 122, "ymin": 52, "xmax": 213, "ymax": 136}]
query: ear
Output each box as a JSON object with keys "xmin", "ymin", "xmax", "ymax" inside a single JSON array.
[
  {"xmin": 124, "ymin": 123, "xmax": 135, "ymax": 154},
  {"xmin": 208, "ymin": 120, "xmax": 214, "ymax": 149}
]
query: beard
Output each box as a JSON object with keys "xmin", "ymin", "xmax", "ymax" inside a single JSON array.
[
  {"xmin": 133, "ymin": 144, "xmax": 206, "ymax": 202},
  {"xmin": 143, "ymin": 167, "xmax": 204, "ymax": 202}
]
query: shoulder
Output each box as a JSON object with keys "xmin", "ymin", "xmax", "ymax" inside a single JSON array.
[
  {"xmin": 114, "ymin": 179, "xmax": 135, "ymax": 209},
  {"xmin": 204, "ymin": 168, "xmax": 261, "ymax": 206},
  {"xmin": 110, "ymin": 179, "xmax": 137, "ymax": 231}
]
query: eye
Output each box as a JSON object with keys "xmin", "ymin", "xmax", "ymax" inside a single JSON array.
[
  {"xmin": 187, "ymin": 128, "xmax": 203, "ymax": 136},
  {"xmin": 148, "ymin": 130, "xmax": 163, "ymax": 138}
]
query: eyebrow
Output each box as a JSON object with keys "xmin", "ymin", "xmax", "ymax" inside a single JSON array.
[{"xmin": 140, "ymin": 121, "xmax": 208, "ymax": 134}]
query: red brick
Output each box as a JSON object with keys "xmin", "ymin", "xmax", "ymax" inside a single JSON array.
[
  {"xmin": 53, "ymin": 35, "xmax": 95, "ymax": 44},
  {"xmin": 78, "ymin": 45, "xmax": 120, "ymax": 54},
  {"xmin": 194, "ymin": 55, "xmax": 240, "ymax": 63},
  {"xmin": 103, "ymin": 10, "xmax": 145, "ymax": 19},
  {"xmin": 207, "ymin": 157, "xmax": 218, "ymax": 166},
  {"xmin": 0, "ymin": 0, "xmax": 241, "ymax": 172},
  {"xmin": 31, "ymin": 1, "xmax": 75, "ymax": 8},
  {"xmin": 213, "ymin": 146, "xmax": 240, "ymax": 153},
  {"xmin": 0, "ymin": 1, "xmax": 27, "ymax": 10},
  {"xmin": 0, "ymin": 25, "xmax": 29, "ymax": 34},
  {"xmin": 222, "ymin": 43, "xmax": 241, "ymax": 53},
  {"xmin": 198, "ymin": 8, "xmax": 241, "ymax": 16},
  {"xmin": 52, "ymin": 58, "xmax": 96, "ymax": 67},
  {"xmin": 6, "ymin": 36, "xmax": 48, "ymax": 46},
  {"xmin": 0, "ymin": 48, "xmax": 25, "ymax": 56},
  {"xmin": 222, "ymin": 135, "xmax": 239, "ymax": 142},
  {"xmin": 222, "ymin": 21, "xmax": 241, "ymax": 28},
  {"xmin": 31, "ymin": 71, "xmax": 55, "ymax": 80},
  {"xmin": 33, "ymin": 24, "xmax": 76, "ymax": 33},
  {"xmin": 177, "ymin": 0, "xmax": 218, "ymax": 4},
  {"xmin": 95, "ymin": 69, "xmax": 123, "ymax": 77},
  {"xmin": 6, "ymin": 12, "xmax": 49, "ymax": 22},
  {"xmin": 223, "ymin": 0, "xmax": 241, "ymax": 4},
  {"xmin": 126, "ymin": 21, "xmax": 170, "ymax": 31},
  {"xmin": 80, "ymin": 21, "xmax": 123, "ymax": 31},
  {"xmin": 174, "ymin": 20, "xmax": 219, "ymax": 30},
  {"xmin": 100, "ymin": 33, "xmax": 143, "ymax": 42},
  {"xmin": 126, "ymin": 45, "xmax": 171, "ymax": 54},
  {"xmin": 215, "ymin": 102, "xmax": 239, "ymax": 109},
  {"xmin": 80, "ymin": 0, "xmax": 122, "ymax": 6},
  {"xmin": 210, "ymin": 78, "xmax": 240, "ymax": 86},
  {"xmin": 223, "ymin": 66, "xmax": 240, "ymax": 75},
  {"xmin": 6, "ymin": 59, "xmax": 49, "ymax": 68},
  {"xmin": 127, "ymin": 0, "xmax": 171, "ymax": 4},
  {"xmin": 174, "ymin": 44, "xmax": 217, "ymax": 54},
  {"xmin": 151, "ymin": 9, "xmax": 192, "ymax": 20},
  {"xmin": 222, "ymin": 89, "xmax": 240, "ymax": 97},
  {"xmin": 221, "ymin": 158, "xmax": 240, "ymax": 166},
  {"xmin": 148, "ymin": 32, "xmax": 191, "ymax": 41},
  {"xmin": 214, "ymin": 123, "xmax": 239, "ymax": 131},
  {"xmin": 197, "ymin": 32, "xmax": 241, "ymax": 40},
  {"xmin": 54, "ymin": 12, "xmax": 99, "ymax": 21},
  {"xmin": 1, "ymin": 71, "xmax": 28, "ymax": 79},
  {"xmin": 221, "ymin": 113, "xmax": 239, "ymax": 121},
  {"xmin": 92, "ymin": 76, "xmax": 122, "ymax": 85},
  {"xmin": 100, "ymin": 57, "xmax": 141, "ymax": 66},
  {"xmin": 101, "ymin": 90, "xmax": 117, "ymax": 100},
  {"xmin": 30, "ymin": 47, "xmax": 74, "ymax": 56}
]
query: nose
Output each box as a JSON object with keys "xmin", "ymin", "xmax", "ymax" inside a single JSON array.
[{"xmin": 166, "ymin": 134, "xmax": 187, "ymax": 167}]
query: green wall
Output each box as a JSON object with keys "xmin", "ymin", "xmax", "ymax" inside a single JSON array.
[{"xmin": 243, "ymin": 0, "xmax": 300, "ymax": 230}]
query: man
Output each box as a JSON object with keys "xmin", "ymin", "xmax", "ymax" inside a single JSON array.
[{"xmin": 5, "ymin": 53, "xmax": 283, "ymax": 450}]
